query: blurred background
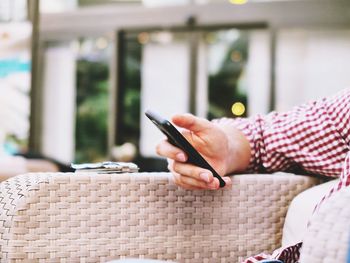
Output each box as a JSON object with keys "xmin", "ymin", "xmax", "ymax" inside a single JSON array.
[{"xmin": 1, "ymin": 0, "xmax": 350, "ymax": 172}]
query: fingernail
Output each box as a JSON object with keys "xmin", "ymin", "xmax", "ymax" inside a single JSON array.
[
  {"xmin": 223, "ymin": 177, "xmax": 232, "ymax": 187},
  {"xmin": 208, "ymin": 179, "xmax": 219, "ymax": 189},
  {"xmin": 199, "ymin": 172, "xmax": 211, "ymax": 183},
  {"xmin": 176, "ymin": 153, "xmax": 186, "ymax": 162}
]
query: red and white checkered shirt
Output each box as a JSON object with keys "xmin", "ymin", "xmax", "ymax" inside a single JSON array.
[{"xmin": 222, "ymin": 88, "xmax": 350, "ymax": 262}]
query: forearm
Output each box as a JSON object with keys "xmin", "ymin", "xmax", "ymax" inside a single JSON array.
[{"xmin": 212, "ymin": 89, "xmax": 350, "ymax": 177}]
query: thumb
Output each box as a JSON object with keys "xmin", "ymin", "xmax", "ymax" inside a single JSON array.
[{"xmin": 172, "ymin": 113, "xmax": 213, "ymax": 133}]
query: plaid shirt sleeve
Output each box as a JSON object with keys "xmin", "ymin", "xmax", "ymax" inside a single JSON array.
[
  {"xmin": 215, "ymin": 88, "xmax": 350, "ymax": 263},
  {"xmin": 232, "ymin": 88, "xmax": 350, "ymax": 177}
]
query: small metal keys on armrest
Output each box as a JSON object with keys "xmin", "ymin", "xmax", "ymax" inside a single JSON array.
[{"xmin": 71, "ymin": 161, "xmax": 139, "ymax": 174}]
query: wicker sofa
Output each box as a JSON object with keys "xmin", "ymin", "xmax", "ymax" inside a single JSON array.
[{"xmin": 0, "ymin": 171, "xmax": 345, "ymax": 262}]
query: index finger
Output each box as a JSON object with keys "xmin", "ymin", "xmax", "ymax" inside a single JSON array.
[{"xmin": 172, "ymin": 114, "xmax": 214, "ymax": 133}]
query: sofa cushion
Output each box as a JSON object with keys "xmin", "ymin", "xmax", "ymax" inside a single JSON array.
[{"xmin": 282, "ymin": 178, "xmax": 338, "ymax": 246}]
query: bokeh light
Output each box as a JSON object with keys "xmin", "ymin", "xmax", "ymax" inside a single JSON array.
[
  {"xmin": 231, "ymin": 102, "xmax": 246, "ymax": 116},
  {"xmin": 95, "ymin": 37, "xmax": 108, "ymax": 50},
  {"xmin": 231, "ymin": 50, "xmax": 242, "ymax": 62},
  {"xmin": 138, "ymin": 32, "xmax": 150, "ymax": 45},
  {"xmin": 229, "ymin": 0, "xmax": 248, "ymax": 5}
]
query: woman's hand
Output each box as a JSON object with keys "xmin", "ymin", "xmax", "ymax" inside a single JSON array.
[{"xmin": 155, "ymin": 113, "xmax": 251, "ymax": 190}]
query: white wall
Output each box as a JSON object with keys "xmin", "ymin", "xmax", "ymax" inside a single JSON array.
[
  {"xmin": 42, "ymin": 45, "xmax": 76, "ymax": 163},
  {"xmin": 140, "ymin": 41, "xmax": 190, "ymax": 157},
  {"xmin": 276, "ymin": 29, "xmax": 350, "ymax": 111},
  {"xmin": 196, "ymin": 40, "xmax": 208, "ymax": 118},
  {"xmin": 246, "ymin": 30, "xmax": 271, "ymax": 116},
  {"xmin": 40, "ymin": 0, "xmax": 77, "ymax": 13}
]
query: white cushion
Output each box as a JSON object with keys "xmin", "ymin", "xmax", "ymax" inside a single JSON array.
[{"xmin": 282, "ymin": 179, "xmax": 339, "ymax": 246}]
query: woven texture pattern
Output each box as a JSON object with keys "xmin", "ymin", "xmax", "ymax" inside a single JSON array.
[
  {"xmin": 0, "ymin": 172, "xmax": 320, "ymax": 263},
  {"xmin": 300, "ymin": 186, "xmax": 350, "ymax": 263}
]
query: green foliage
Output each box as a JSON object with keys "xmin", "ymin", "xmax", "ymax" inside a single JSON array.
[
  {"xmin": 118, "ymin": 38, "xmax": 142, "ymax": 146},
  {"xmin": 75, "ymin": 60, "xmax": 109, "ymax": 163},
  {"xmin": 208, "ymin": 33, "xmax": 248, "ymax": 120}
]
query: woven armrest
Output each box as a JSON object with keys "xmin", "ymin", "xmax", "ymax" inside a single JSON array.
[
  {"xmin": 300, "ymin": 186, "xmax": 350, "ymax": 263},
  {"xmin": 0, "ymin": 172, "xmax": 320, "ymax": 263}
]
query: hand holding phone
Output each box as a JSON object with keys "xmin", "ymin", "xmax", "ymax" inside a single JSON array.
[{"xmin": 145, "ymin": 110, "xmax": 226, "ymax": 188}]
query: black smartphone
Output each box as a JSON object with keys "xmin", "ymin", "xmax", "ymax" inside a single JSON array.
[{"xmin": 145, "ymin": 110, "xmax": 226, "ymax": 187}]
